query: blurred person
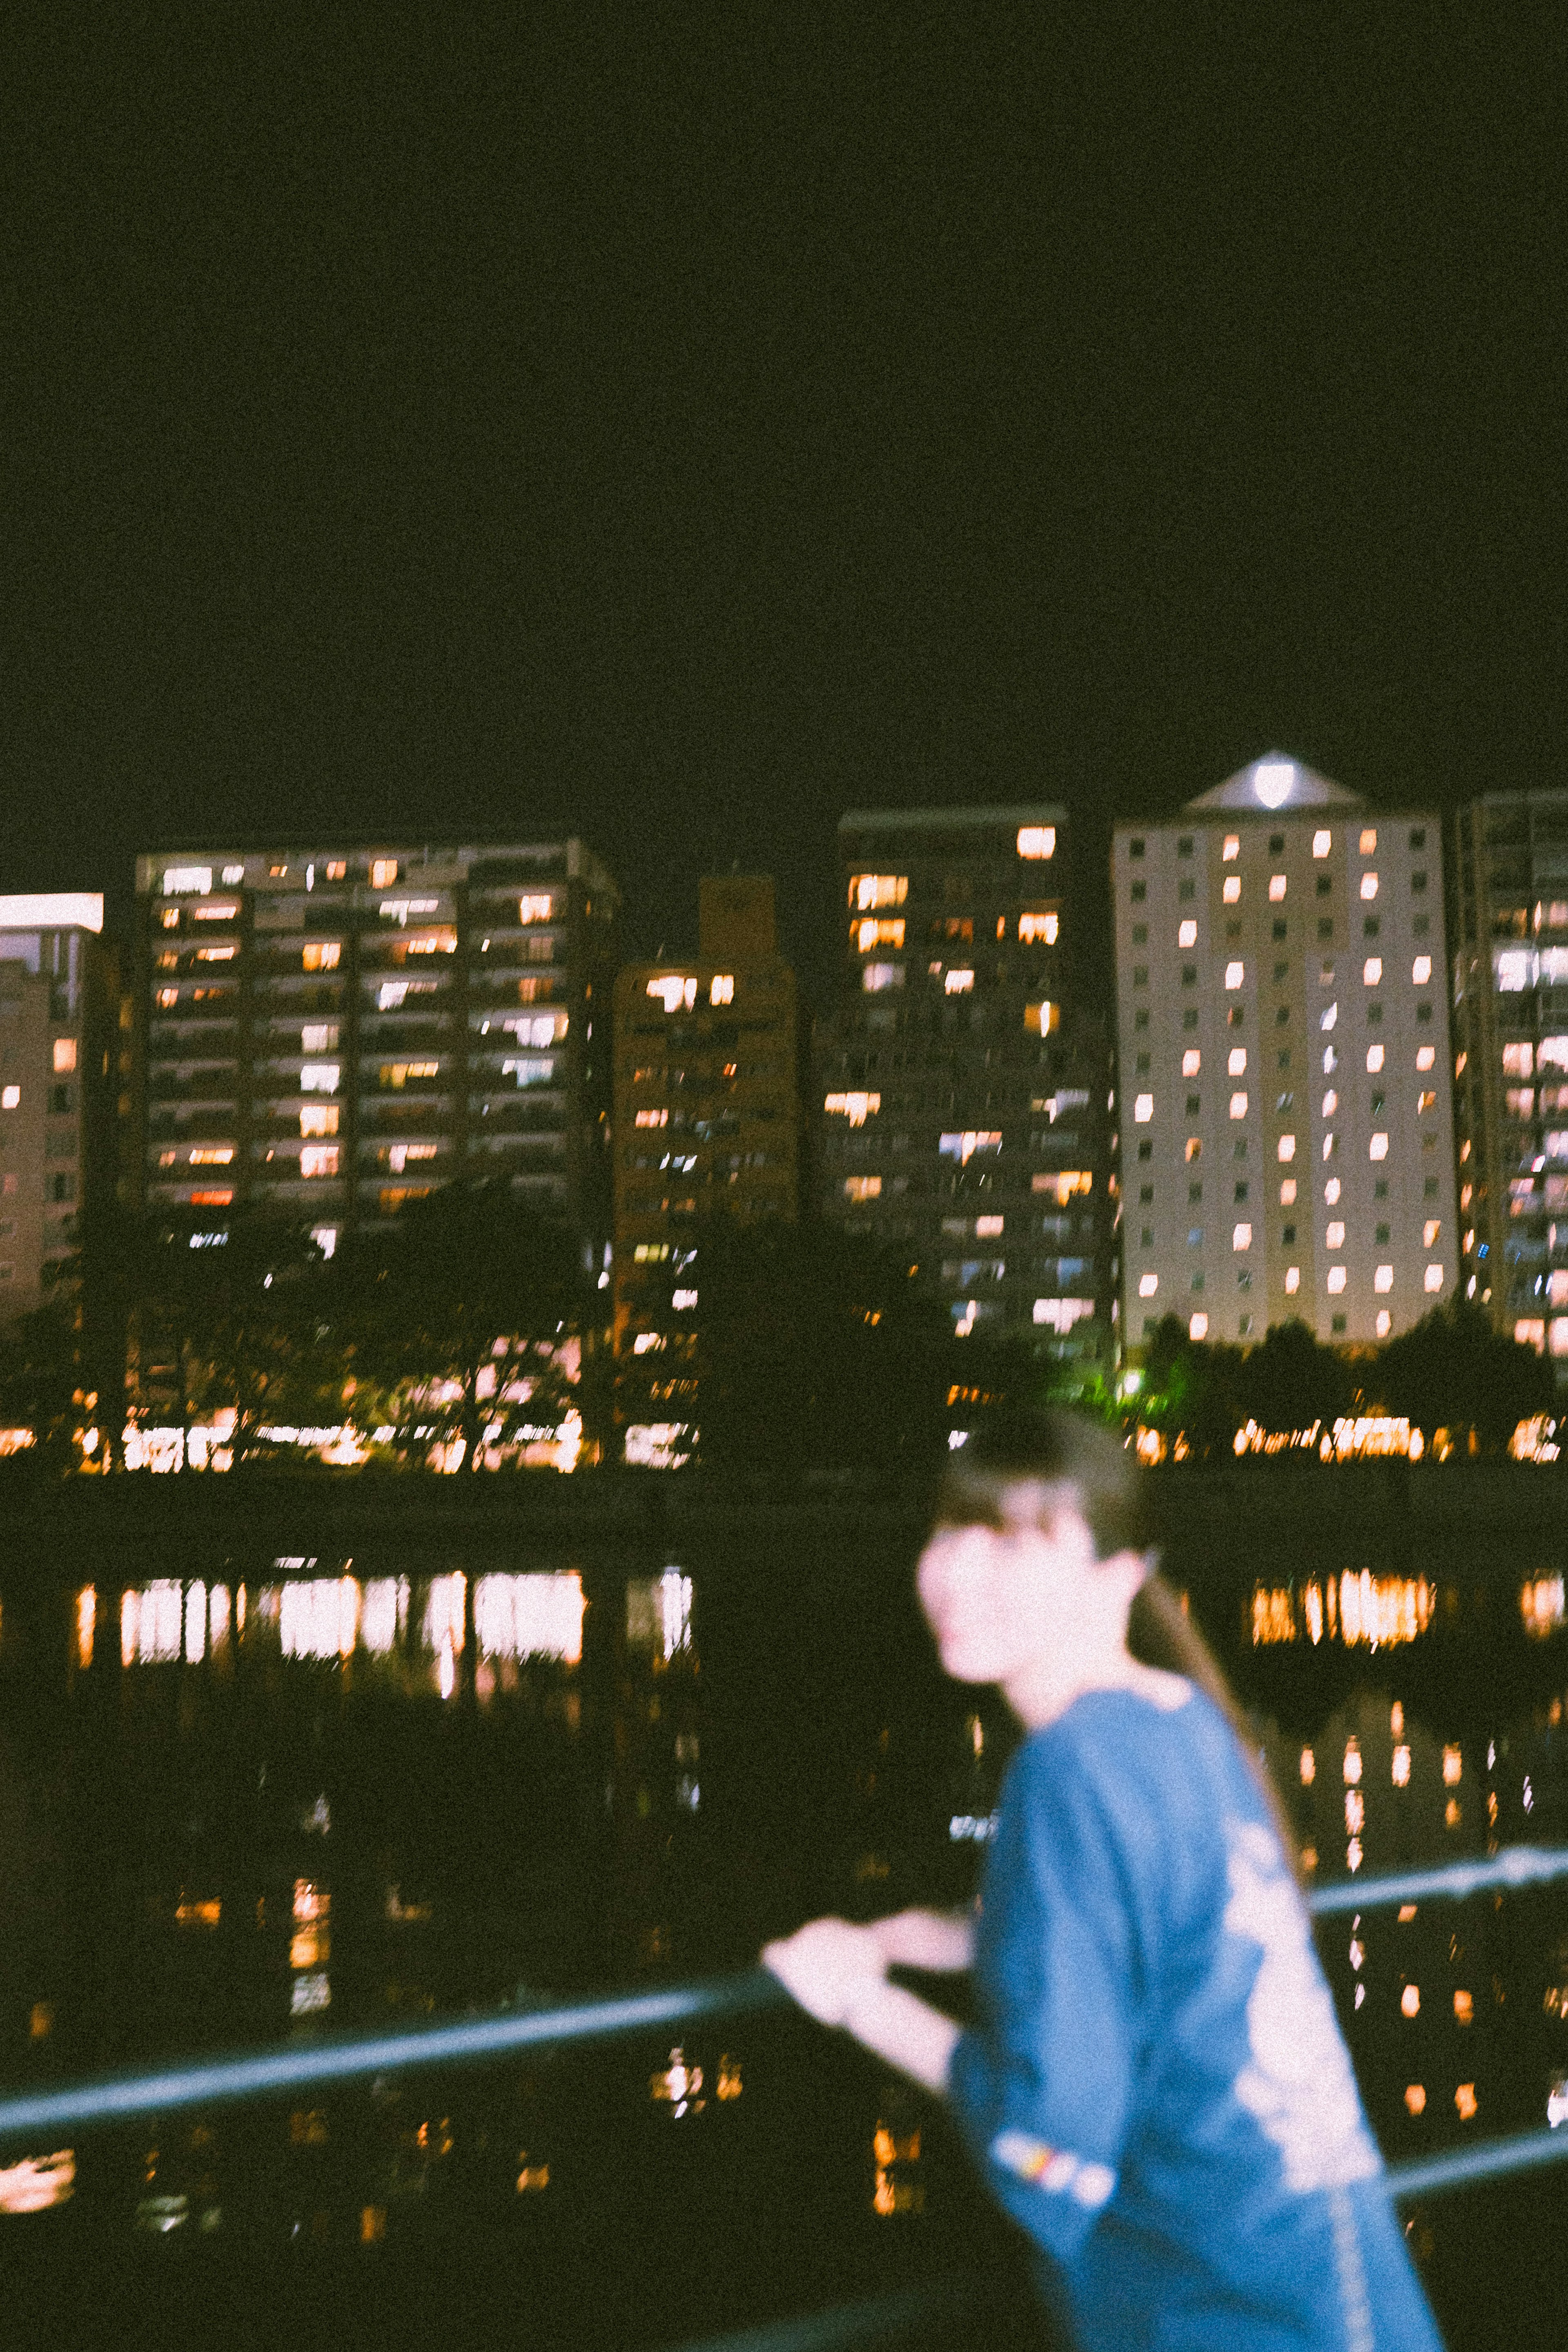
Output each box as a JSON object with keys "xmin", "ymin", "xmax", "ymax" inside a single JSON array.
[{"xmin": 763, "ymin": 1409, "xmax": 1443, "ymax": 2351}]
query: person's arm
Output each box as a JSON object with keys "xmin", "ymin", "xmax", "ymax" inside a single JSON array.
[
  {"xmin": 867, "ymin": 1905, "xmax": 975, "ymax": 1973},
  {"xmin": 760, "ymin": 1914, "xmax": 966, "ymax": 2096}
]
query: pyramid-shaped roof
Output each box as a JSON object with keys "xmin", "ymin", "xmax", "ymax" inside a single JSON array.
[{"xmin": 1187, "ymin": 752, "xmax": 1363, "ymax": 814}]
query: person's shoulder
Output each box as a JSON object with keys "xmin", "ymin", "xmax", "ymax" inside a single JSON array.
[{"xmin": 1013, "ymin": 1685, "xmax": 1243, "ymax": 1849}]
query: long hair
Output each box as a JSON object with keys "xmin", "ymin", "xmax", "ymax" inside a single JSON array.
[{"xmin": 933, "ymin": 1407, "xmax": 1301, "ymax": 1873}]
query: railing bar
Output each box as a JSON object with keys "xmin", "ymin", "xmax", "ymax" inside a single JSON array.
[
  {"xmin": 664, "ymin": 2279, "xmax": 973, "ymax": 2352},
  {"xmin": 1307, "ymin": 1846, "xmax": 1568, "ymax": 1916},
  {"xmin": 5, "ymin": 1847, "xmax": 1568, "ymax": 2142},
  {"xmin": 1387, "ymin": 2124, "xmax": 1568, "ymax": 2201}
]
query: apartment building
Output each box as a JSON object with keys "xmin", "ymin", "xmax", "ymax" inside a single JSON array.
[
  {"xmin": 0, "ymin": 894, "xmax": 116, "ymax": 1322},
  {"xmin": 1114, "ymin": 754, "xmax": 1458, "ymax": 1350},
  {"xmin": 612, "ymin": 876, "xmax": 797, "ymax": 1462},
  {"xmin": 1448, "ymin": 791, "xmax": 1568, "ymax": 1364},
  {"xmin": 131, "ymin": 843, "xmax": 619, "ymax": 1254},
  {"xmin": 819, "ymin": 807, "xmax": 1114, "ymax": 1382}
]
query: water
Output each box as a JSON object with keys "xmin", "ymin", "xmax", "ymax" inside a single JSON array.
[{"xmin": 2, "ymin": 1495, "xmax": 1568, "ymax": 2348}]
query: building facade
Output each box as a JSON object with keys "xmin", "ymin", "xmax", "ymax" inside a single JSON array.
[
  {"xmin": 611, "ymin": 876, "xmax": 798, "ymax": 1463},
  {"xmin": 131, "ymin": 843, "xmax": 619, "ymax": 1255},
  {"xmin": 1113, "ymin": 755, "xmax": 1458, "ymax": 1351},
  {"xmin": 0, "ymin": 894, "xmax": 117, "ymax": 1323},
  {"xmin": 819, "ymin": 807, "xmax": 1114, "ymax": 1382},
  {"xmin": 1447, "ymin": 791, "xmax": 1568, "ymax": 1364}
]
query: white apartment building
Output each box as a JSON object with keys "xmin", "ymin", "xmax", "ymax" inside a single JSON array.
[
  {"xmin": 1114, "ymin": 754, "xmax": 1459, "ymax": 1351},
  {"xmin": 0, "ymin": 894, "xmax": 114, "ymax": 1322}
]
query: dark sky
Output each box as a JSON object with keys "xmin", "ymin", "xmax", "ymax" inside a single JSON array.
[{"xmin": 3, "ymin": 10, "xmax": 1566, "ymax": 1003}]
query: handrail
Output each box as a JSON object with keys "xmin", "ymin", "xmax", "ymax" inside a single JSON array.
[{"xmin": 3, "ymin": 1844, "xmax": 1568, "ymax": 2145}]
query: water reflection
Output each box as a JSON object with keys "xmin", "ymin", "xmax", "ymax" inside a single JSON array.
[{"xmin": 4, "ymin": 1521, "xmax": 1568, "ymax": 2340}]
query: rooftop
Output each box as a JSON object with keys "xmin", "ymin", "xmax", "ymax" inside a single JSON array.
[{"xmin": 1186, "ymin": 752, "xmax": 1363, "ymax": 814}]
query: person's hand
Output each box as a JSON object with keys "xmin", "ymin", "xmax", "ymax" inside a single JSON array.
[{"xmin": 761, "ymin": 1916, "xmax": 886, "ymax": 2028}]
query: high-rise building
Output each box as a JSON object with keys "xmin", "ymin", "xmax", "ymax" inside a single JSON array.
[
  {"xmin": 131, "ymin": 843, "xmax": 619, "ymax": 1255},
  {"xmin": 611, "ymin": 876, "xmax": 797, "ymax": 1464},
  {"xmin": 819, "ymin": 807, "xmax": 1114, "ymax": 1380},
  {"xmin": 1447, "ymin": 791, "xmax": 1568, "ymax": 1366},
  {"xmin": 1113, "ymin": 755, "xmax": 1458, "ymax": 1351},
  {"xmin": 0, "ymin": 894, "xmax": 117, "ymax": 1322}
]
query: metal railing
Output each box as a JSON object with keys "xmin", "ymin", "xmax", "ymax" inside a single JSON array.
[{"xmin": 6, "ymin": 1844, "xmax": 1568, "ymax": 2352}]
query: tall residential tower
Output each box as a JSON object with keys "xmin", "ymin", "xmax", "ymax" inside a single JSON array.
[
  {"xmin": 1113, "ymin": 756, "xmax": 1458, "ymax": 1350},
  {"xmin": 819, "ymin": 806, "xmax": 1114, "ymax": 1383},
  {"xmin": 0, "ymin": 895, "xmax": 116, "ymax": 1325}
]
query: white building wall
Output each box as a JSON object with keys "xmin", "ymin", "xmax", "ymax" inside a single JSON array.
[{"xmin": 1114, "ymin": 803, "xmax": 1458, "ymax": 1349}]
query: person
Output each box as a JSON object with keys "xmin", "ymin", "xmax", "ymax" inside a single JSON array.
[{"xmin": 762, "ymin": 1409, "xmax": 1445, "ymax": 2350}]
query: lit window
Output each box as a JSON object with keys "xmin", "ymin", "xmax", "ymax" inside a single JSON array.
[
  {"xmin": 710, "ymin": 974, "xmax": 735, "ymax": 1004},
  {"xmin": 1018, "ymin": 911, "xmax": 1058, "ymax": 944},
  {"xmin": 1134, "ymin": 1094, "xmax": 1154, "ymax": 1122},
  {"xmin": 824, "ymin": 1092, "xmax": 881, "ymax": 1126},
  {"xmin": 1327, "ymin": 1267, "xmax": 1347, "ymax": 1293},
  {"xmin": 162, "ymin": 865, "xmax": 212, "ymax": 895},
  {"xmin": 1223, "ymin": 875, "xmax": 1241, "ymax": 904},
  {"xmin": 159, "ymin": 906, "xmax": 180, "ymax": 930},
  {"xmin": 1285, "ymin": 1267, "xmax": 1300, "ymax": 1293},
  {"xmin": 1405, "ymin": 2085, "xmax": 1426, "ymax": 2116},
  {"xmin": 1024, "ymin": 1000, "xmax": 1058, "ymax": 1034},
  {"xmin": 1374, "ymin": 1265, "xmax": 1393, "ymax": 1293},
  {"xmin": 52, "ymin": 1037, "xmax": 76, "ymax": 1073},
  {"xmin": 1138, "ymin": 1273, "xmax": 1158, "ymax": 1297},
  {"xmin": 1416, "ymin": 1044, "xmax": 1434, "ymax": 1071},
  {"xmin": 1182, "ymin": 1048, "xmax": 1201, "ymax": 1076},
  {"xmin": 1443, "ymin": 1745, "xmax": 1462, "ymax": 1786},
  {"xmin": 1228, "ymin": 1048, "xmax": 1247, "ymax": 1077},
  {"xmin": 1366, "ymin": 1044, "xmax": 1384, "ymax": 1072},
  {"xmin": 303, "ymin": 942, "xmax": 341, "ymax": 972},
  {"xmin": 1323, "ymin": 1090, "xmax": 1338, "ymax": 1117},
  {"xmin": 672, "ymin": 1289, "xmax": 698, "ymax": 1310},
  {"xmin": 196, "ymin": 943, "xmax": 237, "ymax": 962},
  {"xmin": 300, "ymin": 1145, "xmax": 341, "ymax": 1178},
  {"xmin": 855, "ymin": 918, "xmax": 905, "ymax": 952},
  {"xmin": 1424, "ymin": 1264, "xmax": 1443, "ymax": 1293},
  {"xmin": 1323, "ymin": 1134, "xmax": 1338, "ymax": 1161},
  {"xmin": 633, "ymin": 1333, "xmax": 666, "ymax": 1355},
  {"xmin": 1225, "ymin": 961, "xmax": 1244, "ymax": 989},
  {"xmin": 1417, "ymin": 1090, "xmax": 1436, "ymax": 1115},
  {"xmin": 634, "ymin": 1108, "xmax": 668, "ymax": 1128},
  {"xmin": 189, "ymin": 1146, "xmax": 234, "ymax": 1165},
  {"xmin": 1313, "ymin": 831, "xmax": 1332, "ymax": 857},
  {"xmin": 1376, "ymin": 1309, "xmax": 1391, "ymax": 1337},
  {"xmin": 1503, "ymin": 1041, "xmax": 1534, "ymax": 1077},
  {"xmin": 192, "ymin": 901, "xmax": 239, "ymax": 921},
  {"xmin": 648, "ymin": 975, "xmax": 698, "ymax": 1012},
  {"xmin": 0, "ymin": 1086, "xmax": 18, "ymax": 1110},
  {"xmin": 371, "ymin": 858, "xmax": 399, "ymax": 887},
  {"xmin": 1359, "ymin": 829, "xmax": 1377, "ymax": 854},
  {"xmin": 300, "ymin": 1106, "xmax": 339, "ymax": 1138},
  {"xmin": 850, "ymin": 874, "xmax": 908, "ymax": 911},
  {"xmin": 1321, "ymin": 1002, "xmax": 1337, "ymax": 1030},
  {"xmin": 1278, "ymin": 1135, "xmax": 1296, "ymax": 1162},
  {"xmin": 1325, "ymin": 1177, "xmax": 1341, "ymax": 1204},
  {"xmin": 1269, "ymin": 875, "xmax": 1287, "ymax": 902},
  {"xmin": 302, "ymin": 1023, "xmax": 338, "ymax": 1052},
  {"xmin": 1016, "ymin": 827, "xmax": 1056, "ymax": 859},
  {"xmin": 975, "ymin": 1213, "xmax": 1004, "ymax": 1237},
  {"xmin": 1178, "ymin": 919, "xmax": 1198, "ymax": 947},
  {"xmin": 1222, "ymin": 836, "xmax": 1240, "ymax": 861},
  {"xmin": 1033, "ymin": 1169, "xmax": 1092, "ymax": 1201},
  {"xmin": 157, "ymin": 986, "xmax": 178, "ymax": 1008},
  {"xmin": 944, "ymin": 968, "xmax": 975, "ymax": 994},
  {"xmin": 222, "ymin": 863, "xmax": 246, "ymax": 885},
  {"xmin": 1184, "ymin": 1138, "xmax": 1201, "ymax": 1162},
  {"xmin": 1423, "ymin": 1219, "xmax": 1440, "ymax": 1246},
  {"xmin": 1229, "ymin": 1092, "xmax": 1247, "ymax": 1119},
  {"xmin": 844, "ymin": 1175, "xmax": 882, "ymax": 1202},
  {"xmin": 1233, "ymin": 1223, "xmax": 1252, "ymax": 1251},
  {"xmin": 1189, "ymin": 1312, "xmax": 1209, "ymax": 1339},
  {"xmin": 1327, "ymin": 1222, "xmax": 1345, "ymax": 1249},
  {"xmin": 300, "ymin": 1063, "xmax": 340, "ymax": 1094},
  {"xmin": 862, "ymin": 963, "xmax": 904, "ymax": 993},
  {"xmin": 1412, "ymin": 955, "xmax": 1432, "ymax": 984},
  {"xmin": 325, "ymin": 860, "xmax": 346, "ymax": 881},
  {"xmin": 1363, "ymin": 957, "xmax": 1382, "ymax": 985},
  {"xmin": 519, "ymin": 895, "xmax": 553, "ymax": 923},
  {"xmin": 1361, "ymin": 874, "xmax": 1379, "ymax": 901},
  {"xmin": 1370, "ymin": 1133, "xmax": 1388, "ymax": 1160}
]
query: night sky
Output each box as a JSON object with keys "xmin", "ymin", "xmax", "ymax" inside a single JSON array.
[{"xmin": 3, "ymin": 11, "xmax": 1565, "ymax": 1003}]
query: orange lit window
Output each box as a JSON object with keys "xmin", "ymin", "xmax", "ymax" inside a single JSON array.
[
  {"xmin": 303, "ymin": 942, "xmax": 341, "ymax": 972},
  {"xmin": 371, "ymin": 858, "xmax": 399, "ymax": 887},
  {"xmin": 52, "ymin": 1038, "xmax": 77, "ymax": 1073}
]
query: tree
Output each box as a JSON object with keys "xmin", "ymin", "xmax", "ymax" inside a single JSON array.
[
  {"xmin": 691, "ymin": 1218, "xmax": 954, "ymax": 1478},
  {"xmin": 1368, "ymin": 1302, "xmax": 1556, "ymax": 1453},
  {"xmin": 1234, "ymin": 1319, "xmax": 1355, "ymax": 1437},
  {"xmin": 1135, "ymin": 1315, "xmax": 1246, "ymax": 1458},
  {"xmin": 346, "ymin": 1180, "xmax": 586, "ymax": 1469}
]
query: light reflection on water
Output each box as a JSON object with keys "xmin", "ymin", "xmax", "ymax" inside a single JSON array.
[{"xmin": 4, "ymin": 1522, "xmax": 1568, "ymax": 2334}]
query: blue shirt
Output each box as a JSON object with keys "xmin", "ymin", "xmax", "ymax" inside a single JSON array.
[{"xmin": 949, "ymin": 1686, "xmax": 1446, "ymax": 2351}]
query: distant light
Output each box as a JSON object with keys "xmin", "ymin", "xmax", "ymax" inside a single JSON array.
[
  {"xmin": 1189, "ymin": 1312, "xmax": 1208, "ymax": 1340},
  {"xmin": 1225, "ymin": 961, "xmax": 1244, "ymax": 989},
  {"xmin": 0, "ymin": 892, "xmax": 105, "ymax": 933},
  {"xmin": 1178, "ymin": 919, "xmax": 1197, "ymax": 947},
  {"xmin": 1254, "ymin": 761, "xmax": 1294, "ymax": 808},
  {"xmin": 1016, "ymin": 827, "xmax": 1055, "ymax": 859}
]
